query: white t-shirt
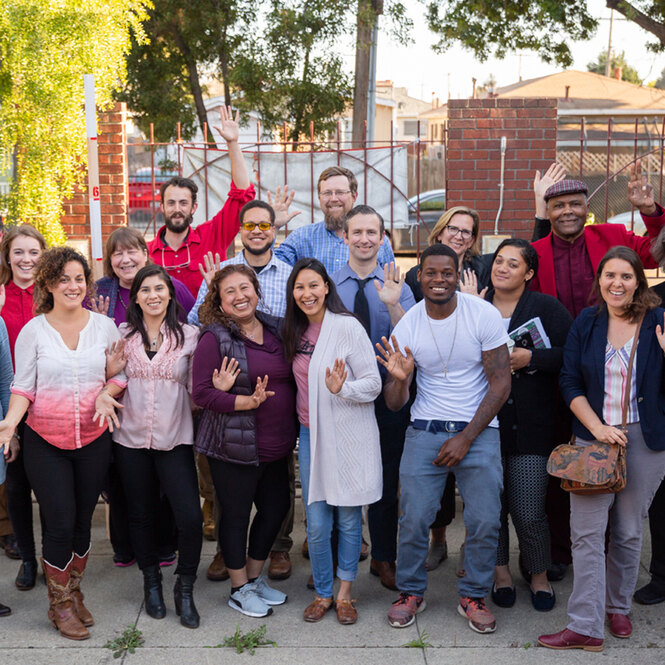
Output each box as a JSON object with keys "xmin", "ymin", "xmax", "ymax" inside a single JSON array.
[{"xmin": 392, "ymin": 293, "xmax": 509, "ymax": 427}]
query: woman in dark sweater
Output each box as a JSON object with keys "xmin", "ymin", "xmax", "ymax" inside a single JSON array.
[
  {"xmin": 192, "ymin": 264, "xmax": 297, "ymax": 619},
  {"xmin": 484, "ymin": 239, "xmax": 572, "ymax": 611}
]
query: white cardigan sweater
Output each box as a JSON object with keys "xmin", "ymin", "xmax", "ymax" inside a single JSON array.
[{"xmin": 305, "ymin": 310, "xmax": 382, "ymax": 506}]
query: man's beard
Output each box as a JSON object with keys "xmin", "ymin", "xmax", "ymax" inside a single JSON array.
[
  {"xmin": 164, "ymin": 212, "xmax": 193, "ymax": 233},
  {"xmin": 323, "ymin": 212, "xmax": 346, "ymax": 232},
  {"xmin": 243, "ymin": 240, "xmax": 272, "ymax": 256}
]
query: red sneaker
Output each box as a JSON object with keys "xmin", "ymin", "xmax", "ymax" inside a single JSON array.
[
  {"xmin": 387, "ymin": 592, "xmax": 426, "ymax": 628},
  {"xmin": 458, "ymin": 596, "xmax": 496, "ymax": 633}
]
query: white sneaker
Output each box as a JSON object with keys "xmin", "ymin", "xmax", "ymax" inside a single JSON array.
[
  {"xmin": 253, "ymin": 575, "xmax": 287, "ymax": 606},
  {"xmin": 228, "ymin": 584, "xmax": 273, "ymax": 617}
]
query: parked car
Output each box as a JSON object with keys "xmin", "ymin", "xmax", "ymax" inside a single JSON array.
[
  {"xmin": 605, "ymin": 210, "xmax": 647, "ymax": 236},
  {"xmin": 389, "ymin": 189, "xmax": 446, "ymax": 254},
  {"xmin": 128, "ymin": 167, "xmax": 178, "ymax": 232}
]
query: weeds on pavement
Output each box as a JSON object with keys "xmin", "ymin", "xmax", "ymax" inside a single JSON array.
[
  {"xmin": 402, "ymin": 631, "xmax": 433, "ymax": 648},
  {"xmin": 208, "ymin": 624, "xmax": 277, "ymax": 655},
  {"xmin": 104, "ymin": 625, "xmax": 144, "ymax": 658}
]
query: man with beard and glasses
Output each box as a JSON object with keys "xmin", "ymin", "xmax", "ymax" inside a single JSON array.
[
  {"xmin": 147, "ymin": 106, "xmax": 255, "ymax": 297},
  {"xmin": 377, "ymin": 243, "xmax": 511, "ymax": 635},
  {"xmin": 274, "ymin": 166, "xmax": 394, "ymax": 274}
]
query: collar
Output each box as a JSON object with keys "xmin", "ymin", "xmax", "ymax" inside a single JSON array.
[
  {"xmin": 337, "ymin": 262, "xmax": 383, "ymax": 283},
  {"xmin": 551, "ymin": 232, "xmax": 586, "ymax": 250},
  {"xmin": 6, "ymin": 280, "xmax": 34, "ymax": 295},
  {"xmin": 239, "ymin": 249, "xmax": 277, "ymax": 272},
  {"xmin": 157, "ymin": 225, "xmax": 198, "ymax": 250}
]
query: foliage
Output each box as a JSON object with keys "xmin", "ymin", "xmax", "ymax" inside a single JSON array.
[
  {"xmin": 653, "ymin": 66, "xmax": 665, "ymax": 88},
  {"xmin": 424, "ymin": 1, "xmax": 665, "ymax": 68},
  {"xmin": 207, "ymin": 624, "xmax": 276, "ymax": 655},
  {"xmin": 587, "ymin": 50, "xmax": 643, "ymax": 84},
  {"xmin": 104, "ymin": 625, "xmax": 145, "ymax": 658},
  {"xmin": 402, "ymin": 630, "xmax": 433, "ymax": 648},
  {"xmin": 0, "ymin": 0, "xmax": 150, "ymax": 244}
]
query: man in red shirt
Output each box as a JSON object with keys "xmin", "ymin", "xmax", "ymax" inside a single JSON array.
[{"xmin": 147, "ymin": 106, "xmax": 255, "ymax": 296}]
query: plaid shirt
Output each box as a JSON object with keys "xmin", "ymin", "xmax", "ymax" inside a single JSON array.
[
  {"xmin": 274, "ymin": 220, "xmax": 395, "ymax": 274},
  {"xmin": 188, "ymin": 250, "xmax": 291, "ymax": 325}
]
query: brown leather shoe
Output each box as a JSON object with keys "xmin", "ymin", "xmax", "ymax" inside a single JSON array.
[
  {"xmin": 335, "ymin": 598, "xmax": 358, "ymax": 625},
  {"xmin": 43, "ymin": 558, "xmax": 90, "ymax": 641},
  {"xmin": 268, "ymin": 551, "xmax": 292, "ymax": 580},
  {"xmin": 369, "ymin": 559, "xmax": 397, "ymax": 590},
  {"xmin": 202, "ymin": 500, "xmax": 215, "ymax": 541},
  {"xmin": 206, "ymin": 552, "xmax": 229, "ymax": 581},
  {"xmin": 304, "ymin": 595, "xmax": 332, "ymax": 622}
]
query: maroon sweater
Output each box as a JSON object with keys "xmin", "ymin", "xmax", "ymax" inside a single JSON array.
[{"xmin": 192, "ymin": 327, "xmax": 297, "ymax": 462}]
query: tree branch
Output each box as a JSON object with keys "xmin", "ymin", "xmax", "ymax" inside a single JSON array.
[{"xmin": 606, "ymin": 0, "xmax": 665, "ymax": 45}]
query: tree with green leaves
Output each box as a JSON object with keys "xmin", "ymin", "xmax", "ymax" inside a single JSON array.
[
  {"xmin": 424, "ymin": 1, "xmax": 665, "ymax": 68},
  {"xmin": 587, "ymin": 50, "xmax": 643, "ymax": 84},
  {"xmin": 0, "ymin": 0, "xmax": 149, "ymax": 243}
]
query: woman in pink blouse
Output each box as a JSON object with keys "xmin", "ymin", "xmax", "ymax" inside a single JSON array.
[
  {"xmin": 112, "ymin": 265, "xmax": 202, "ymax": 629},
  {"xmin": 0, "ymin": 246, "xmax": 126, "ymax": 641}
]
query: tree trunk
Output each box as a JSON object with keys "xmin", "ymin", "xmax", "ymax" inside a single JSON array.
[{"xmin": 352, "ymin": 0, "xmax": 372, "ymax": 145}]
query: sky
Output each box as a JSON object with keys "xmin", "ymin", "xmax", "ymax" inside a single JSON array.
[{"xmin": 356, "ymin": 0, "xmax": 665, "ymax": 103}]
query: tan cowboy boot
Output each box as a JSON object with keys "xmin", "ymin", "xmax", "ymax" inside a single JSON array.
[
  {"xmin": 70, "ymin": 549, "xmax": 94, "ymax": 627},
  {"xmin": 42, "ymin": 557, "xmax": 90, "ymax": 640}
]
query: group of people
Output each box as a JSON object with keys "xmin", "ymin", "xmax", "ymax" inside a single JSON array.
[{"xmin": 0, "ymin": 108, "xmax": 663, "ymax": 651}]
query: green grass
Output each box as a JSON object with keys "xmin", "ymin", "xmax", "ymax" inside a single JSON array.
[
  {"xmin": 104, "ymin": 625, "xmax": 144, "ymax": 659},
  {"xmin": 208, "ymin": 624, "xmax": 277, "ymax": 655},
  {"xmin": 402, "ymin": 631, "xmax": 433, "ymax": 648}
]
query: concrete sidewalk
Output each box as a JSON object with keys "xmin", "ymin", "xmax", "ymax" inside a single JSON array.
[{"xmin": 0, "ymin": 498, "xmax": 664, "ymax": 664}]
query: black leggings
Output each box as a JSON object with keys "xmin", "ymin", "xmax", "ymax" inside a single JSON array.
[
  {"xmin": 113, "ymin": 443, "xmax": 202, "ymax": 576},
  {"xmin": 208, "ymin": 456, "xmax": 290, "ymax": 570},
  {"xmin": 23, "ymin": 426, "xmax": 111, "ymax": 568}
]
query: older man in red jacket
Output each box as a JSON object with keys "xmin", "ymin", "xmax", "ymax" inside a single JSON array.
[{"xmin": 531, "ymin": 161, "xmax": 665, "ymax": 318}]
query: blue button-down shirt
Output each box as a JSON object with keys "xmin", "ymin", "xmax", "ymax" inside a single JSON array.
[
  {"xmin": 188, "ymin": 250, "xmax": 292, "ymax": 325},
  {"xmin": 275, "ymin": 221, "xmax": 395, "ymax": 274},
  {"xmin": 332, "ymin": 263, "xmax": 416, "ymax": 349}
]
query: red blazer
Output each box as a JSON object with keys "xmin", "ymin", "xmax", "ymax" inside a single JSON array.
[{"xmin": 530, "ymin": 211, "xmax": 665, "ymax": 297}]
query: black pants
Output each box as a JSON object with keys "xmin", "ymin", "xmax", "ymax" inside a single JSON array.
[
  {"xmin": 208, "ymin": 455, "xmax": 290, "ymax": 570},
  {"xmin": 647, "ymin": 475, "xmax": 665, "ymax": 585},
  {"xmin": 23, "ymin": 426, "xmax": 111, "ymax": 568},
  {"xmin": 113, "ymin": 443, "xmax": 202, "ymax": 576}
]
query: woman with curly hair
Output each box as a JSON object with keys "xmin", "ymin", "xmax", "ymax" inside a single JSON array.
[
  {"xmin": 192, "ymin": 264, "xmax": 296, "ymax": 619},
  {"xmin": 0, "ymin": 247, "xmax": 126, "ymax": 641}
]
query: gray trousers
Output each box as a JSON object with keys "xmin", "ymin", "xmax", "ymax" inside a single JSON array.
[{"xmin": 567, "ymin": 423, "xmax": 665, "ymax": 639}]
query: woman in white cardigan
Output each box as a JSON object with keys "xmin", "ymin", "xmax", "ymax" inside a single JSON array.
[{"xmin": 283, "ymin": 258, "xmax": 382, "ymax": 626}]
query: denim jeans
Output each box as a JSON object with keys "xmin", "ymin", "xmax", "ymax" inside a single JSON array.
[
  {"xmin": 299, "ymin": 425, "xmax": 362, "ymax": 599},
  {"xmin": 396, "ymin": 425, "xmax": 503, "ymax": 599}
]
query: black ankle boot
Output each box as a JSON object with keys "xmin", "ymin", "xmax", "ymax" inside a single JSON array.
[
  {"xmin": 16, "ymin": 559, "xmax": 38, "ymax": 590},
  {"xmin": 142, "ymin": 565, "xmax": 166, "ymax": 619},
  {"xmin": 174, "ymin": 574, "xmax": 199, "ymax": 628}
]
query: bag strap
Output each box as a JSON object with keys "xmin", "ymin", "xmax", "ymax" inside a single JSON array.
[{"xmin": 621, "ymin": 315, "xmax": 644, "ymax": 429}]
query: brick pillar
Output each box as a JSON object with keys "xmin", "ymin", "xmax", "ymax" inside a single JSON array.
[
  {"xmin": 446, "ymin": 98, "xmax": 558, "ymax": 239},
  {"xmin": 61, "ymin": 102, "xmax": 128, "ymax": 254}
]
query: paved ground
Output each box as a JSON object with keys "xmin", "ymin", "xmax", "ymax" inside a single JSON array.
[{"xmin": 0, "ymin": 497, "xmax": 664, "ymax": 664}]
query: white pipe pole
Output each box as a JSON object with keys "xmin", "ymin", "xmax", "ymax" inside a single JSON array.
[
  {"xmin": 83, "ymin": 74, "xmax": 102, "ymax": 274},
  {"xmin": 494, "ymin": 136, "xmax": 507, "ymax": 234}
]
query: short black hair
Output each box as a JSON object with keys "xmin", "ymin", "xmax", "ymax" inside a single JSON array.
[
  {"xmin": 240, "ymin": 199, "xmax": 275, "ymax": 225},
  {"xmin": 160, "ymin": 177, "xmax": 198, "ymax": 204},
  {"xmin": 419, "ymin": 243, "xmax": 459, "ymax": 272},
  {"xmin": 344, "ymin": 204, "xmax": 385, "ymax": 234}
]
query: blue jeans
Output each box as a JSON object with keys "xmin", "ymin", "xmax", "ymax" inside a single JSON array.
[
  {"xmin": 396, "ymin": 425, "xmax": 503, "ymax": 598},
  {"xmin": 299, "ymin": 425, "xmax": 362, "ymax": 598}
]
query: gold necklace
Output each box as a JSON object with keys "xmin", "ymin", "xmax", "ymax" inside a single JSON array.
[{"xmin": 426, "ymin": 306, "xmax": 459, "ymax": 379}]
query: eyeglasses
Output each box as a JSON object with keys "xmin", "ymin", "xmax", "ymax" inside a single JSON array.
[
  {"xmin": 161, "ymin": 244, "xmax": 191, "ymax": 270},
  {"xmin": 445, "ymin": 225, "xmax": 473, "ymax": 240},
  {"xmin": 320, "ymin": 189, "xmax": 351, "ymax": 199},
  {"xmin": 241, "ymin": 221, "xmax": 274, "ymax": 231}
]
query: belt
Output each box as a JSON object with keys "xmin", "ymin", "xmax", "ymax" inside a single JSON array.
[{"xmin": 411, "ymin": 419, "xmax": 469, "ymax": 433}]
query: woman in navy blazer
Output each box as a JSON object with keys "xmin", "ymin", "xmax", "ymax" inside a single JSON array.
[{"xmin": 539, "ymin": 246, "xmax": 665, "ymax": 652}]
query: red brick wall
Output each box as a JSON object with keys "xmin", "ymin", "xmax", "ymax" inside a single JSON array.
[
  {"xmin": 61, "ymin": 102, "xmax": 128, "ymax": 252},
  {"xmin": 446, "ymin": 98, "xmax": 558, "ymax": 238}
]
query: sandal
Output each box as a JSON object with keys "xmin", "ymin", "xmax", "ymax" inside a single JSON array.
[
  {"xmin": 304, "ymin": 595, "xmax": 332, "ymax": 623},
  {"xmin": 335, "ymin": 598, "xmax": 358, "ymax": 625}
]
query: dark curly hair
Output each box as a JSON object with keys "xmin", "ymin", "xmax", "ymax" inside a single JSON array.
[
  {"xmin": 33, "ymin": 246, "xmax": 94, "ymax": 314},
  {"xmin": 198, "ymin": 264, "xmax": 262, "ymax": 328}
]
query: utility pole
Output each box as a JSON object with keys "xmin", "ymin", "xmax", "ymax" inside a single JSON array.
[
  {"xmin": 352, "ymin": 0, "xmax": 383, "ymax": 145},
  {"xmin": 605, "ymin": 9, "xmax": 614, "ymax": 77}
]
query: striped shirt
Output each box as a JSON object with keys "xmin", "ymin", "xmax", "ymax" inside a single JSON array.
[
  {"xmin": 188, "ymin": 250, "xmax": 291, "ymax": 325},
  {"xmin": 603, "ymin": 339, "xmax": 639, "ymax": 426}
]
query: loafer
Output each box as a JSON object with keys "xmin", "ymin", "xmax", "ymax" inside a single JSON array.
[
  {"xmin": 3, "ymin": 534, "xmax": 20, "ymax": 560},
  {"xmin": 0, "ymin": 602, "xmax": 11, "ymax": 617},
  {"xmin": 634, "ymin": 580, "xmax": 665, "ymax": 605},
  {"xmin": 491, "ymin": 583, "xmax": 516, "ymax": 608},
  {"xmin": 538, "ymin": 628, "xmax": 603, "ymax": 651},
  {"xmin": 335, "ymin": 598, "xmax": 357, "ymax": 625},
  {"xmin": 268, "ymin": 551, "xmax": 292, "ymax": 580},
  {"xmin": 359, "ymin": 538, "xmax": 369, "ymax": 562},
  {"xmin": 530, "ymin": 585, "xmax": 556, "ymax": 612},
  {"xmin": 370, "ymin": 559, "xmax": 397, "ymax": 590},
  {"xmin": 607, "ymin": 612, "xmax": 632, "ymax": 638},
  {"xmin": 303, "ymin": 595, "xmax": 332, "ymax": 622},
  {"xmin": 16, "ymin": 559, "xmax": 38, "ymax": 590},
  {"xmin": 206, "ymin": 551, "xmax": 229, "ymax": 581},
  {"xmin": 546, "ymin": 562, "xmax": 568, "ymax": 582}
]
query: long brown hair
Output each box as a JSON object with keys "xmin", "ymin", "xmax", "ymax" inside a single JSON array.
[
  {"xmin": 198, "ymin": 264, "xmax": 262, "ymax": 328},
  {"xmin": 592, "ymin": 246, "xmax": 660, "ymax": 322},
  {"xmin": 427, "ymin": 206, "xmax": 481, "ymax": 261},
  {"xmin": 0, "ymin": 225, "xmax": 47, "ymax": 285}
]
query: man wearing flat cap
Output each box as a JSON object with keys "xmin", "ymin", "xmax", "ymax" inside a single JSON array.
[{"xmin": 530, "ymin": 160, "xmax": 665, "ymax": 318}]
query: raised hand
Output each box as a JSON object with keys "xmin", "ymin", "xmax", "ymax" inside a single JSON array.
[
  {"xmin": 376, "ymin": 335, "xmax": 415, "ymax": 381},
  {"xmin": 198, "ymin": 250, "xmax": 222, "ymax": 287},
  {"xmin": 90, "ymin": 295, "xmax": 110, "ymax": 317},
  {"xmin": 268, "ymin": 185, "xmax": 301, "ymax": 229},
  {"xmin": 212, "ymin": 356, "xmax": 240, "ymax": 391},
  {"xmin": 374, "ymin": 262, "xmax": 404, "ymax": 307},
  {"xmin": 248, "ymin": 375, "xmax": 275, "ymax": 408},
  {"xmin": 459, "ymin": 268, "xmax": 487, "ymax": 298},
  {"xmin": 627, "ymin": 158, "xmax": 656, "ymax": 215},
  {"xmin": 325, "ymin": 358, "xmax": 348, "ymax": 394},
  {"xmin": 93, "ymin": 390, "xmax": 123, "ymax": 433},
  {"xmin": 213, "ymin": 105, "xmax": 240, "ymax": 145},
  {"xmin": 534, "ymin": 162, "xmax": 566, "ymax": 217},
  {"xmin": 105, "ymin": 340, "xmax": 127, "ymax": 378}
]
